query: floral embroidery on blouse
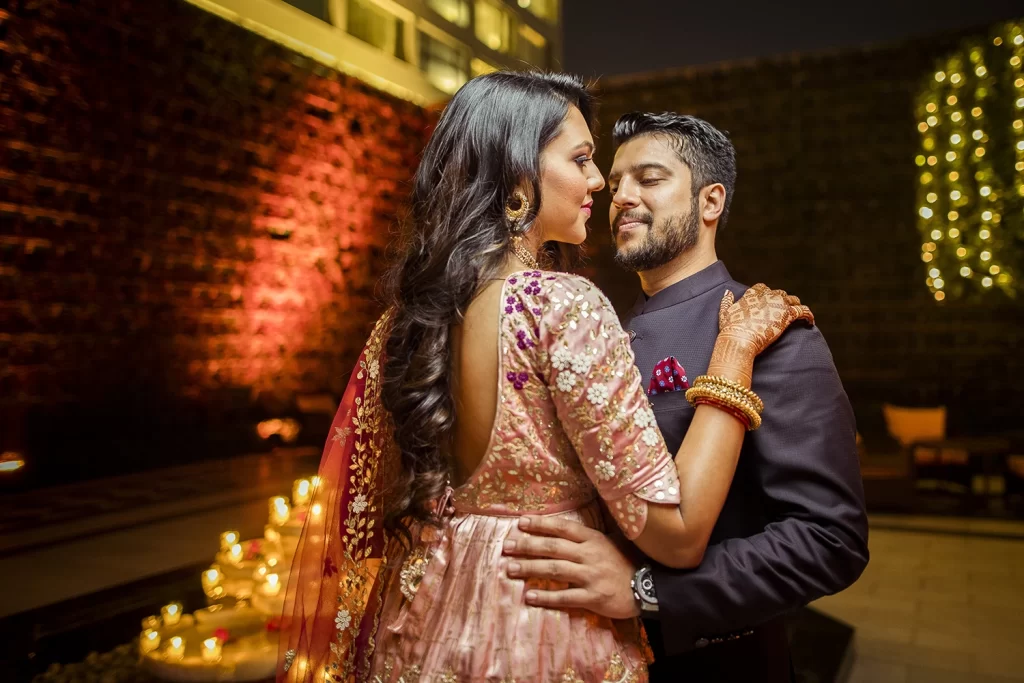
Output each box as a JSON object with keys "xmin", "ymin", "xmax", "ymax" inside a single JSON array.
[
  {"xmin": 587, "ymin": 383, "xmax": 610, "ymax": 406},
  {"xmin": 453, "ymin": 271, "xmax": 680, "ymax": 538}
]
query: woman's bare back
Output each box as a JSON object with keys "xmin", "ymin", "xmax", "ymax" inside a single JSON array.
[{"xmin": 449, "ymin": 280, "xmax": 504, "ymax": 486}]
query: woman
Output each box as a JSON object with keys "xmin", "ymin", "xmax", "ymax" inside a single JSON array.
[{"xmin": 278, "ymin": 72, "xmax": 812, "ymax": 682}]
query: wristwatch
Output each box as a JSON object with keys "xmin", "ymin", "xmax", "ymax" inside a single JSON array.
[{"xmin": 631, "ymin": 565, "xmax": 659, "ymax": 613}]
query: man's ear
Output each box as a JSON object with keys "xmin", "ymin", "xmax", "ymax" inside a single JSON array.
[{"xmin": 701, "ymin": 183, "xmax": 727, "ymax": 225}]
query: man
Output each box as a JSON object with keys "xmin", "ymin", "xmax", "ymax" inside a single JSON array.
[{"xmin": 504, "ymin": 112, "xmax": 869, "ymax": 682}]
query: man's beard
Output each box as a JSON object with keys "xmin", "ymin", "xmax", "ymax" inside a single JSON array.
[{"xmin": 612, "ymin": 206, "xmax": 700, "ymax": 273}]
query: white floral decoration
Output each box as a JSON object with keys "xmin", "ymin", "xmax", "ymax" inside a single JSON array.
[
  {"xmin": 551, "ymin": 347, "xmax": 573, "ymax": 371},
  {"xmin": 335, "ymin": 609, "xmax": 352, "ymax": 632},
  {"xmin": 351, "ymin": 493, "xmax": 368, "ymax": 514},
  {"xmin": 641, "ymin": 427, "xmax": 660, "ymax": 446},
  {"xmin": 569, "ymin": 353, "xmax": 591, "ymax": 375},
  {"xmin": 556, "ymin": 371, "xmax": 578, "ymax": 393},
  {"xmin": 367, "ymin": 358, "xmax": 379, "ymax": 379},
  {"xmin": 634, "ymin": 406, "xmax": 655, "ymax": 429},
  {"xmin": 595, "ymin": 460, "xmax": 615, "ymax": 481},
  {"xmin": 587, "ymin": 384, "xmax": 609, "ymax": 407}
]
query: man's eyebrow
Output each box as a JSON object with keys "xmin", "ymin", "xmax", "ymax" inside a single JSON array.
[{"xmin": 608, "ymin": 162, "xmax": 674, "ymax": 182}]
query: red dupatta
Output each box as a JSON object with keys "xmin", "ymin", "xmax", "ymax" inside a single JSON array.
[{"xmin": 277, "ymin": 312, "xmax": 396, "ymax": 682}]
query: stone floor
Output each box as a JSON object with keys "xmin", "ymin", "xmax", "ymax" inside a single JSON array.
[
  {"xmin": 0, "ymin": 449, "xmax": 319, "ymax": 618},
  {"xmin": 813, "ymin": 516, "xmax": 1024, "ymax": 683}
]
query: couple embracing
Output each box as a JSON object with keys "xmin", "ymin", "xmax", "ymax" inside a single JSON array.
[{"xmin": 278, "ymin": 72, "xmax": 868, "ymax": 683}]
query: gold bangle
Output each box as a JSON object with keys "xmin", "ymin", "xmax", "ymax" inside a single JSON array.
[
  {"xmin": 685, "ymin": 385, "xmax": 762, "ymax": 430},
  {"xmin": 692, "ymin": 375, "xmax": 764, "ymax": 414},
  {"xmin": 692, "ymin": 396, "xmax": 754, "ymax": 430},
  {"xmin": 687, "ymin": 388, "xmax": 762, "ymax": 431},
  {"xmin": 692, "ymin": 375, "xmax": 763, "ymax": 412}
]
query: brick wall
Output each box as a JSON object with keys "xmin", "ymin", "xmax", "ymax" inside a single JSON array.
[
  {"xmin": 589, "ymin": 26, "xmax": 1024, "ymax": 437},
  {"xmin": 0, "ymin": 0, "xmax": 432, "ymax": 485}
]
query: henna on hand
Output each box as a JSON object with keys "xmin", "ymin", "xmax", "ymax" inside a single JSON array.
[{"xmin": 709, "ymin": 285, "xmax": 815, "ymax": 388}]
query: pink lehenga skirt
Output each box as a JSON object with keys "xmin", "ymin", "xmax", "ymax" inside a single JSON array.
[{"xmin": 368, "ymin": 500, "xmax": 649, "ymax": 682}]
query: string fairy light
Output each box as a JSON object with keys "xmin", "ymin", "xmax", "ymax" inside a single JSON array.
[{"xmin": 915, "ymin": 21, "xmax": 1022, "ymax": 299}]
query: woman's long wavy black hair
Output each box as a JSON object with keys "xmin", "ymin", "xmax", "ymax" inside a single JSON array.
[{"xmin": 381, "ymin": 71, "xmax": 595, "ymax": 542}]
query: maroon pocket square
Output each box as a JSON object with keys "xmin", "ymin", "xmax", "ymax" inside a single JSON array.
[{"xmin": 647, "ymin": 356, "xmax": 689, "ymax": 395}]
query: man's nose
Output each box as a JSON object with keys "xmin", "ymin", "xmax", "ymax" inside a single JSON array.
[{"xmin": 612, "ymin": 181, "xmax": 639, "ymax": 208}]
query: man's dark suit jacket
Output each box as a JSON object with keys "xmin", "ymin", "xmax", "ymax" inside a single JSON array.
[{"xmin": 625, "ymin": 261, "xmax": 869, "ymax": 683}]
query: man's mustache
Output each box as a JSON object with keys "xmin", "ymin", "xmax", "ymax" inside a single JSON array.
[{"xmin": 612, "ymin": 211, "xmax": 653, "ymax": 233}]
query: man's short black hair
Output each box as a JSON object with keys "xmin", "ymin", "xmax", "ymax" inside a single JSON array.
[{"xmin": 613, "ymin": 112, "xmax": 737, "ymax": 226}]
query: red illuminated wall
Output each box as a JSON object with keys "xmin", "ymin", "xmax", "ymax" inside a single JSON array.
[{"xmin": 0, "ymin": 0, "xmax": 432, "ymax": 484}]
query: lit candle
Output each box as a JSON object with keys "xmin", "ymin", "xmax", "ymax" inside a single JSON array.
[
  {"xmin": 219, "ymin": 530, "xmax": 240, "ymax": 552},
  {"xmin": 310, "ymin": 502, "xmax": 323, "ymax": 518},
  {"xmin": 264, "ymin": 573, "xmax": 281, "ymax": 597},
  {"xmin": 202, "ymin": 566, "xmax": 223, "ymax": 597},
  {"xmin": 201, "ymin": 637, "xmax": 222, "ymax": 663},
  {"xmin": 311, "ymin": 475, "xmax": 321, "ymax": 490},
  {"xmin": 161, "ymin": 602, "xmax": 183, "ymax": 627},
  {"xmin": 165, "ymin": 636, "xmax": 185, "ymax": 661},
  {"xmin": 228, "ymin": 543, "xmax": 243, "ymax": 565},
  {"xmin": 141, "ymin": 615, "xmax": 160, "ymax": 631},
  {"xmin": 140, "ymin": 629, "xmax": 161, "ymax": 655},
  {"xmin": 269, "ymin": 497, "xmax": 290, "ymax": 526},
  {"xmin": 292, "ymin": 479, "xmax": 312, "ymax": 507},
  {"xmin": 264, "ymin": 526, "xmax": 281, "ymax": 544}
]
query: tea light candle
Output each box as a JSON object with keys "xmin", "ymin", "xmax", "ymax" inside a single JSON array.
[
  {"xmin": 310, "ymin": 502, "xmax": 323, "ymax": 518},
  {"xmin": 264, "ymin": 573, "xmax": 281, "ymax": 597},
  {"xmin": 264, "ymin": 526, "xmax": 281, "ymax": 544},
  {"xmin": 140, "ymin": 629, "xmax": 160, "ymax": 655},
  {"xmin": 165, "ymin": 636, "xmax": 185, "ymax": 661},
  {"xmin": 161, "ymin": 602, "xmax": 183, "ymax": 627},
  {"xmin": 202, "ymin": 566, "xmax": 223, "ymax": 596},
  {"xmin": 219, "ymin": 530, "xmax": 240, "ymax": 552},
  {"xmin": 141, "ymin": 615, "xmax": 160, "ymax": 631},
  {"xmin": 311, "ymin": 475, "xmax": 321, "ymax": 489},
  {"xmin": 201, "ymin": 637, "xmax": 222, "ymax": 663},
  {"xmin": 228, "ymin": 543, "xmax": 243, "ymax": 565},
  {"xmin": 292, "ymin": 478, "xmax": 312, "ymax": 507},
  {"xmin": 269, "ymin": 496, "xmax": 290, "ymax": 526}
]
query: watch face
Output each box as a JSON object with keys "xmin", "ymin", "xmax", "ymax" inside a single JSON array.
[{"xmin": 637, "ymin": 567, "xmax": 656, "ymax": 601}]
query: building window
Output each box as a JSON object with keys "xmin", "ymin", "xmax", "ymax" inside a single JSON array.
[
  {"xmin": 516, "ymin": 0, "xmax": 558, "ymax": 23},
  {"xmin": 517, "ymin": 23, "xmax": 547, "ymax": 67},
  {"xmin": 347, "ymin": 0, "xmax": 401, "ymax": 57},
  {"xmin": 426, "ymin": 0, "xmax": 470, "ymax": 28},
  {"xmin": 471, "ymin": 57, "xmax": 498, "ymax": 77},
  {"xmin": 281, "ymin": 0, "xmax": 330, "ymax": 21},
  {"xmin": 474, "ymin": 0, "xmax": 513, "ymax": 53},
  {"xmin": 420, "ymin": 32, "xmax": 469, "ymax": 94}
]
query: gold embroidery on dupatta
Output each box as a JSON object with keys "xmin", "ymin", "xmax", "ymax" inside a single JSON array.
[{"xmin": 327, "ymin": 311, "xmax": 397, "ymax": 679}]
